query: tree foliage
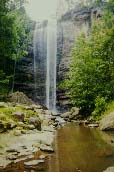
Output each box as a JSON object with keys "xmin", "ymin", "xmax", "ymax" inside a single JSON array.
[
  {"xmin": 0, "ymin": 0, "xmax": 33, "ymax": 98},
  {"xmin": 64, "ymin": 0, "xmax": 114, "ymax": 116}
]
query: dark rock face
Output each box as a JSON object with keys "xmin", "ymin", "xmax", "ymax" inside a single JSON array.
[{"xmin": 14, "ymin": 45, "xmax": 35, "ymax": 101}]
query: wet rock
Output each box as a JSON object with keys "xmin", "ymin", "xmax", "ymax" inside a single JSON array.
[
  {"xmin": 42, "ymin": 126, "xmax": 55, "ymax": 132},
  {"xmin": 13, "ymin": 130, "xmax": 22, "ymax": 136},
  {"xmin": 84, "ymin": 120, "xmax": 90, "ymax": 125},
  {"xmin": 39, "ymin": 155, "xmax": 46, "ymax": 159},
  {"xmin": 31, "ymin": 104, "xmax": 42, "ymax": 110},
  {"xmin": 88, "ymin": 124, "xmax": 99, "ymax": 128},
  {"xmin": 6, "ymin": 154, "xmax": 17, "ymax": 160},
  {"xmin": 53, "ymin": 122, "xmax": 58, "ymax": 127},
  {"xmin": 71, "ymin": 107, "xmax": 79, "ymax": 113},
  {"xmin": 70, "ymin": 108, "xmax": 80, "ymax": 120},
  {"xmin": 14, "ymin": 157, "xmax": 29, "ymax": 163},
  {"xmin": 25, "ymin": 104, "xmax": 42, "ymax": 111},
  {"xmin": 111, "ymin": 140, "xmax": 114, "ymax": 143},
  {"xmin": 32, "ymin": 147, "xmax": 39, "ymax": 153},
  {"xmin": 6, "ymin": 148, "xmax": 20, "ymax": 153},
  {"xmin": 27, "ymin": 124, "xmax": 35, "ymax": 130},
  {"xmin": 40, "ymin": 144, "xmax": 54, "ymax": 152},
  {"xmin": 24, "ymin": 159, "xmax": 44, "ymax": 166},
  {"xmin": 51, "ymin": 116, "xmax": 56, "ymax": 120},
  {"xmin": 0, "ymin": 102, "xmax": 8, "ymax": 108},
  {"xmin": 100, "ymin": 112, "xmax": 114, "ymax": 131},
  {"xmin": 13, "ymin": 111, "xmax": 25, "ymax": 122},
  {"xmin": 14, "ymin": 155, "xmax": 34, "ymax": 163},
  {"xmin": 21, "ymin": 130, "xmax": 27, "ymax": 134},
  {"xmin": 17, "ymin": 121, "xmax": 25, "ymax": 126},
  {"xmin": 103, "ymin": 167, "xmax": 114, "ymax": 172},
  {"xmin": 61, "ymin": 112, "xmax": 72, "ymax": 118},
  {"xmin": 0, "ymin": 120, "xmax": 5, "ymax": 133},
  {"xmin": 2, "ymin": 121, "xmax": 16, "ymax": 131},
  {"xmin": 55, "ymin": 117, "xmax": 66, "ymax": 124},
  {"xmin": 29, "ymin": 117, "xmax": 41, "ymax": 130}
]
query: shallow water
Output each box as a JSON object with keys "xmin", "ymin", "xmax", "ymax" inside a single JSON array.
[
  {"xmin": 2, "ymin": 124, "xmax": 114, "ymax": 172},
  {"xmin": 48, "ymin": 124, "xmax": 114, "ymax": 172}
]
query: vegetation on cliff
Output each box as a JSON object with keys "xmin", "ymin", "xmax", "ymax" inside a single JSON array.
[
  {"xmin": 0, "ymin": 0, "xmax": 33, "ymax": 99},
  {"xmin": 64, "ymin": 0, "xmax": 114, "ymax": 118}
]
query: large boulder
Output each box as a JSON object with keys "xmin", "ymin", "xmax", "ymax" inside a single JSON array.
[
  {"xmin": 100, "ymin": 112, "xmax": 114, "ymax": 131},
  {"xmin": 29, "ymin": 117, "xmax": 41, "ymax": 130},
  {"xmin": 13, "ymin": 111, "xmax": 25, "ymax": 122},
  {"xmin": 8, "ymin": 92, "xmax": 33, "ymax": 105},
  {"xmin": 103, "ymin": 167, "xmax": 114, "ymax": 172}
]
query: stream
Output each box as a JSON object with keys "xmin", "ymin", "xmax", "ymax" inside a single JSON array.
[{"xmin": 2, "ymin": 123, "xmax": 114, "ymax": 172}]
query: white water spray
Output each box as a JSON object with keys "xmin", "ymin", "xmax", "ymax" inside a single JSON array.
[
  {"xmin": 46, "ymin": 19, "xmax": 57, "ymax": 111},
  {"xmin": 33, "ymin": 19, "xmax": 57, "ymax": 111}
]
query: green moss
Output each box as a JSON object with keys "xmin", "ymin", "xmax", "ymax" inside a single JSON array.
[
  {"xmin": 0, "ymin": 103, "xmax": 39, "ymax": 131},
  {"xmin": 0, "ymin": 107, "xmax": 15, "ymax": 122}
]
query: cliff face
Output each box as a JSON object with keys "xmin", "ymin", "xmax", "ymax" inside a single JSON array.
[
  {"xmin": 57, "ymin": 8, "xmax": 92, "ymax": 110},
  {"xmin": 14, "ymin": 2, "xmax": 101, "ymax": 109},
  {"xmin": 14, "ymin": 45, "xmax": 35, "ymax": 100}
]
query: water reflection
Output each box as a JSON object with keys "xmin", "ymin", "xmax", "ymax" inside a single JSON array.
[
  {"xmin": 2, "ymin": 124, "xmax": 114, "ymax": 172},
  {"xmin": 48, "ymin": 124, "xmax": 114, "ymax": 172}
]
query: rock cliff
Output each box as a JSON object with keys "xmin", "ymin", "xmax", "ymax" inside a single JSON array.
[{"xmin": 14, "ymin": 1, "xmax": 102, "ymax": 110}]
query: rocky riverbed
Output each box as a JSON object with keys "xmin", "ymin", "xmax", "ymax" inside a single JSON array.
[
  {"xmin": 1, "ymin": 92, "xmax": 114, "ymax": 172},
  {"xmin": 0, "ymin": 100, "xmax": 62, "ymax": 170}
]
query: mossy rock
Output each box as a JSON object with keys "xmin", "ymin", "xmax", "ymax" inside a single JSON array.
[{"xmin": 8, "ymin": 92, "xmax": 34, "ymax": 105}]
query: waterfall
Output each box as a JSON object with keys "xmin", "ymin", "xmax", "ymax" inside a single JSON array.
[
  {"xmin": 33, "ymin": 19, "xmax": 57, "ymax": 111},
  {"xmin": 46, "ymin": 19, "xmax": 57, "ymax": 112},
  {"xmin": 33, "ymin": 22, "xmax": 47, "ymax": 104}
]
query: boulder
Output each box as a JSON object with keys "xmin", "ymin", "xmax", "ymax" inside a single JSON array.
[
  {"xmin": 6, "ymin": 148, "xmax": 20, "ymax": 153},
  {"xmin": 42, "ymin": 126, "xmax": 55, "ymax": 132},
  {"xmin": 51, "ymin": 116, "xmax": 56, "ymax": 120},
  {"xmin": 13, "ymin": 130, "xmax": 22, "ymax": 136},
  {"xmin": 6, "ymin": 154, "xmax": 17, "ymax": 160},
  {"xmin": 26, "ymin": 125, "xmax": 35, "ymax": 130},
  {"xmin": 70, "ymin": 107, "xmax": 80, "ymax": 120},
  {"xmin": 39, "ymin": 155, "xmax": 46, "ymax": 159},
  {"xmin": 71, "ymin": 107, "xmax": 79, "ymax": 113},
  {"xmin": 29, "ymin": 117, "xmax": 41, "ymax": 130},
  {"xmin": 0, "ymin": 120, "xmax": 5, "ymax": 133},
  {"xmin": 100, "ymin": 112, "xmax": 114, "ymax": 131},
  {"xmin": 103, "ymin": 167, "xmax": 114, "ymax": 172},
  {"xmin": 25, "ymin": 104, "xmax": 42, "ymax": 111},
  {"xmin": 61, "ymin": 112, "xmax": 72, "ymax": 118},
  {"xmin": 88, "ymin": 124, "xmax": 99, "ymax": 128},
  {"xmin": 24, "ymin": 160, "xmax": 44, "ymax": 166},
  {"xmin": 8, "ymin": 92, "xmax": 33, "ymax": 105},
  {"xmin": 13, "ymin": 111, "xmax": 25, "ymax": 122},
  {"xmin": 40, "ymin": 144, "xmax": 54, "ymax": 152},
  {"xmin": 0, "ymin": 102, "xmax": 8, "ymax": 108}
]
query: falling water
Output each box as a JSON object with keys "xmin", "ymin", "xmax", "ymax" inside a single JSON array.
[
  {"xmin": 33, "ymin": 19, "xmax": 57, "ymax": 111},
  {"xmin": 46, "ymin": 19, "xmax": 57, "ymax": 111},
  {"xmin": 33, "ymin": 22, "xmax": 47, "ymax": 104}
]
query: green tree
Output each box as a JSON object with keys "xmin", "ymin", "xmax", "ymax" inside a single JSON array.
[
  {"xmin": 0, "ymin": 0, "xmax": 33, "ymax": 98},
  {"xmin": 64, "ymin": 2, "xmax": 114, "ymax": 116}
]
